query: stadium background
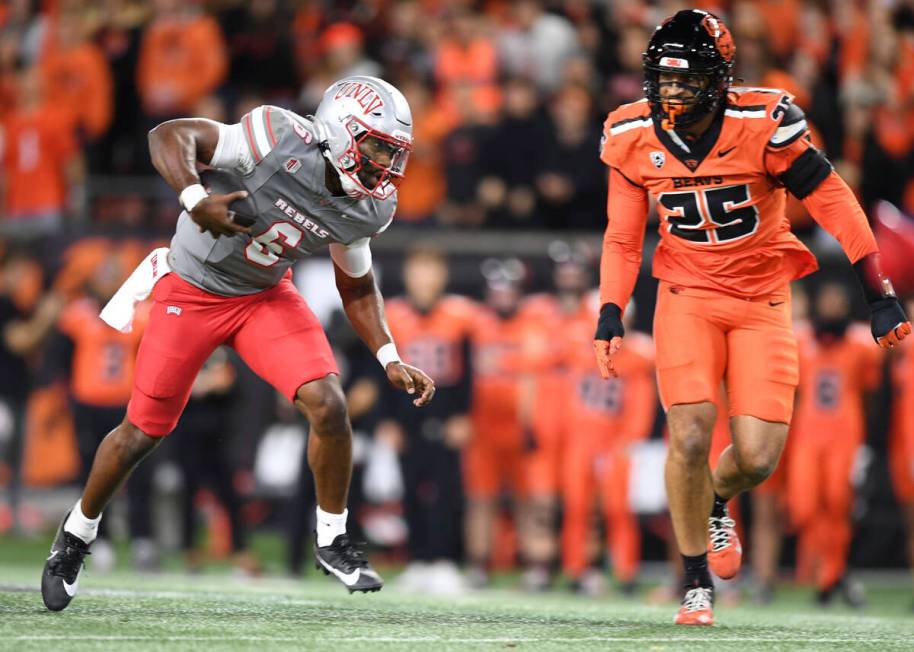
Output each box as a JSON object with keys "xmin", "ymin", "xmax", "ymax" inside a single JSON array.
[{"xmin": 1, "ymin": 0, "xmax": 914, "ymax": 595}]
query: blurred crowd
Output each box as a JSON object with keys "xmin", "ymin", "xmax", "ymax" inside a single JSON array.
[
  {"xmin": 1, "ymin": 0, "xmax": 914, "ymax": 236},
  {"xmin": 2, "ymin": 0, "xmax": 914, "ymax": 606}
]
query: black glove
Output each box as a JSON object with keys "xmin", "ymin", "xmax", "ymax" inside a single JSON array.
[
  {"xmin": 869, "ymin": 297, "xmax": 912, "ymax": 347},
  {"xmin": 594, "ymin": 302, "xmax": 625, "ymax": 342},
  {"xmin": 593, "ymin": 303, "xmax": 625, "ymax": 379}
]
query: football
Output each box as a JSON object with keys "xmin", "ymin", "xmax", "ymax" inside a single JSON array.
[{"xmin": 198, "ymin": 168, "xmax": 259, "ymax": 227}]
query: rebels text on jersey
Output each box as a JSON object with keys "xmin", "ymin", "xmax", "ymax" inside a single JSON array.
[
  {"xmin": 168, "ymin": 105, "xmax": 396, "ymax": 297},
  {"xmin": 598, "ymin": 89, "xmax": 878, "ymax": 307}
]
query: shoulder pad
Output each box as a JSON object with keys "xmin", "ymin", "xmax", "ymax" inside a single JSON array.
[
  {"xmin": 767, "ymin": 98, "xmax": 808, "ymax": 148},
  {"xmin": 601, "ymin": 101, "xmax": 651, "ymax": 168}
]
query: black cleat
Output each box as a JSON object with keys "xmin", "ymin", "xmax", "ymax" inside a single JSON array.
[
  {"xmin": 41, "ymin": 511, "xmax": 92, "ymax": 611},
  {"xmin": 314, "ymin": 533, "xmax": 383, "ymax": 594}
]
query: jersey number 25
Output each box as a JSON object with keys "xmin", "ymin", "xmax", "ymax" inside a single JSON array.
[{"xmin": 658, "ymin": 184, "xmax": 759, "ymax": 245}]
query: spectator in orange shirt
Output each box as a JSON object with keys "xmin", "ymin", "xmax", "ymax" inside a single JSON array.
[
  {"xmin": 39, "ymin": 6, "xmax": 113, "ymax": 141},
  {"xmin": 136, "ymin": 0, "xmax": 227, "ymax": 120},
  {"xmin": 0, "ymin": 66, "xmax": 83, "ymax": 242},
  {"xmin": 395, "ymin": 78, "xmax": 457, "ymax": 224}
]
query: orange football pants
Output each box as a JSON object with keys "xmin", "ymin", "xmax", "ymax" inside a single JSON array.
[
  {"xmin": 654, "ymin": 282, "xmax": 798, "ymax": 423},
  {"xmin": 788, "ymin": 429, "xmax": 858, "ymax": 590},
  {"xmin": 561, "ymin": 429, "xmax": 640, "ymax": 582}
]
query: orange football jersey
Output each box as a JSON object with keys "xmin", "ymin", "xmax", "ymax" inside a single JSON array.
[
  {"xmin": 565, "ymin": 296, "xmax": 656, "ymax": 447},
  {"xmin": 58, "ymin": 298, "xmax": 147, "ymax": 407},
  {"xmin": 470, "ymin": 305, "xmax": 552, "ymax": 425},
  {"xmin": 385, "ymin": 295, "xmax": 477, "ymax": 387},
  {"xmin": 599, "ymin": 88, "xmax": 878, "ymax": 307},
  {"xmin": 791, "ymin": 324, "xmax": 883, "ymax": 444}
]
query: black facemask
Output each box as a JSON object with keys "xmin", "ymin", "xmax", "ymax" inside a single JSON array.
[{"xmin": 813, "ymin": 317, "xmax": 850, "ymax": 341}]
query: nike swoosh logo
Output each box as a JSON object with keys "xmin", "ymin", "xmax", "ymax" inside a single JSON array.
[
  {"xmin": 317, "ymin": 557, "xmax": 360, "ymax": 585},
  {"xmin": 718, "ymin": 146, "xmax": 737, "ymax": 157},
  {"xmin": 769, "ymin": 301, "xmax": 785, "ymax": 307},
  {"xmin": 63, "ymin": 570, "xmax": 81, "ymax": 597}
]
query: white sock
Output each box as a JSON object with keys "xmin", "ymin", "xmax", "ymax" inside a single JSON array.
[
  {"xmin": 315, "ymin": 506, "xmax": 347, "ymax": 547},
  {"xmin": 63, "ymin": 499, "xmax": 101, "ymax": 544}
]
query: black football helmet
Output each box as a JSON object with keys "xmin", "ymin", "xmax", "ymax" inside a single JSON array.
[{"xmin": 643, "ymin": 9, "xmax": 735, "ymax": 129}]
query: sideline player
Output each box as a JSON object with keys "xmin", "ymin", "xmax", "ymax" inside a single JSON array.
[
  {"xmin": 594, "ymin": 10, "xmax": 911, "ymax": 625},
  {"xmin": 787, "ymin": 281, "xmax": 881, "ymax": 606},
  {"xmin": 41, "ymin": 76, "xmax": 436, "ymax": 611}
]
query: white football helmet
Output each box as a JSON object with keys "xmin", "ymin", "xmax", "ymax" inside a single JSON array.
[{"xmin": 313, "ymin": 76, "xmax": 413, "ymax": 200}]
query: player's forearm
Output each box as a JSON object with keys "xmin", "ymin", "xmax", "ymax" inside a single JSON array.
[
  {"xmin": 335, "ymin": 267, "xmax": 395, "ymax": 356},
  {"xmin": 599, "ymin": 167, "xmax": 648, "ymax": 309},
  {"xmin": 147, "ymin": 119, "xmax": 219, "ymax": 195},
  {"xmin": 800, "ymin": 171, "xmax": 877, "ymax": 264}
]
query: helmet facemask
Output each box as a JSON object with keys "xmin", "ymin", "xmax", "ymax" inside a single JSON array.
[
  {"xmin": 644, "ymin": 65, "xmax": 729, "ymax": 130},
  {"xmin": 333, "ymin": 116, "xmax": 411, "ymax": 200}
]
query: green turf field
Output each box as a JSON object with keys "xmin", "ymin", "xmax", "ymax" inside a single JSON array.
[{"xmin": 2, "ymin": 538, "xmax": 913, "ymax": 651}]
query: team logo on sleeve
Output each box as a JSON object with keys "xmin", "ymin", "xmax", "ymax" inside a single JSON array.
[{"xmin": 650, "ymin": 151, "xmax": 666, "ymax": 168}]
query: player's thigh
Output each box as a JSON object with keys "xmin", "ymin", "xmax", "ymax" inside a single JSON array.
[
  {"xmin": 823, "ymin": 439, "xmax": 857, "ymax": 514},
  {"xmin": 464, "ymin": 435, "xmax": 500, "ymax": 499},
  {"xmin": 231, "ymin": 279, "xmax": 339, "ymax": 401},
  {"xmin": 727, "ymin": 294, "xmax": 798, "ymax": 424},
  {"xmin": 128, "ymin": 277, "xmax": 226, "ymax": 436},
  {"xmin": 786, "ymin": 435, "xmax": 822, "ymax": 526},
  {"xmin": 654, "ymin": 283, "xmax": 727, "ymax": 410},
  {"xmin": 601, "ymin": 451, "xmax": 631, "ymax": 517}
]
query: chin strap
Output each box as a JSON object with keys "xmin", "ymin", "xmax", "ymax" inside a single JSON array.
[{"xmin": 313, "ymin": 118, "xmax": 368, "ymax": 199}]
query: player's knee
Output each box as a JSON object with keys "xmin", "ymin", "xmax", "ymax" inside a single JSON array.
[
  {"xmin": 110, "ymin": 417, "xmax": 161, "ymax": 465},
  {"xmin": 735, "ymin": 453, "xmax": 777, "ymax": 485},
  {"xmin": 667, "ymin": 404, "xmax": 715, "ymax": 464},
  {"xmin": 295, "ymin": 379, "xmax": 350, "ymax": 436}
]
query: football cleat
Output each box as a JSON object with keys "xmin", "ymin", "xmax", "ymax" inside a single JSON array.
[
  {"xmin": 707, "ymin": 510, "xmax": 742, "ymax": 579},
  {"xmin": 674, "ymin": 586, "xmax": 715, "ymax": 626},
  {"xmin": 314, "ymin": 533, "xmax": 383, "ymax": 593},
  {"xmin": 41, "ymin": 511, "xmax": 92, "ymax": 612}
]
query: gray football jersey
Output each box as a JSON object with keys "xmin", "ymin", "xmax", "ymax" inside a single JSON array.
[{"xmin": 168, "ymin": 106, "xmax": 395, "ymax": 296}]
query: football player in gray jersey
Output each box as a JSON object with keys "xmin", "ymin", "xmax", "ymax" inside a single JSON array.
[{"xmin": 42, "ymin": 77, "xmax": 435, "ymax": 610}]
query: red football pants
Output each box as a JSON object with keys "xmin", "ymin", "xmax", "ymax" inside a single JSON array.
[{"xmin": 128, "ymin": 273, "xmax": 338, "ymax": 436}]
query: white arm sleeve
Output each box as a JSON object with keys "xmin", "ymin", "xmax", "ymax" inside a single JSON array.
[
  {"xmin": 209, "ymin": 122, "xmax": 255, "ymax": 174},
  {"xmin": 330, "ymin": 238, "xmax": 373, "ymax": 278}
]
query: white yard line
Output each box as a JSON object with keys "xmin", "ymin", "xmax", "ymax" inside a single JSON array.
[{"xmin": 12, "ymin": 636, "xmax": 905, "ymax": 644}]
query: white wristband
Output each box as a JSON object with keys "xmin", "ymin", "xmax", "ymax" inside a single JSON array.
[
  {"xmin": 180, "ymin": 183, "xmax": 208, "ymax": 212},
  {"xmin": 376, "ymin": 342, "xmax": 401, "ymax": 368}
]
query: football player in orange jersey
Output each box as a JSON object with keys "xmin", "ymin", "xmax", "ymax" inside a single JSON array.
[
  {"xmin": 788, "ymin": 281, "xmax": 881, "ymax": 607},
  {"xmin": 890, "ymin": 297, "xmax": 914, "ymax": 601},
  {"xmin": 594, "ymin": 9, "xmax": 912, "ymax": 626}
]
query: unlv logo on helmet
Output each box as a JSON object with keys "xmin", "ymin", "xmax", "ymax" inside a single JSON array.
[{"xmin": 333, "ymin": 81, "xmax": 385, "ymax": 114}]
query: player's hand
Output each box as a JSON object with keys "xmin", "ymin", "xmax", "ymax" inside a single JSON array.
[
  {"xmin": 869, "ymin": 297, "xmax": 912, "ymax": 348},
  {"xmin": 593, "ymin": 302, "xmax": 625, "ymax": 379},
  {"xmin": 190, "ymin": 192, "xmax": 253, "ymax": 238},
  {"xmin": 385, "ymin": 362, "xmax": 436, "ymax": 406}
]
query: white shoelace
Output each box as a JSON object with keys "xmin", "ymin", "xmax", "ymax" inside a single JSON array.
[
  {"xmin": 708, "ymin": 516, "xmax": 735, "ymax": 552},
  {"xmin": 681, "ymin": 586, "xmax": 714, "ymax": 612}
]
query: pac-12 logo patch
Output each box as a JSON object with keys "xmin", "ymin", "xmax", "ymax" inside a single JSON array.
[
  {"xmin": 284, "ymin": 158, "xmax": 302, "ymax": 174},
  {"xmin": 650, "ymin": 151, "xmax": 665, "ymax": 168}
]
